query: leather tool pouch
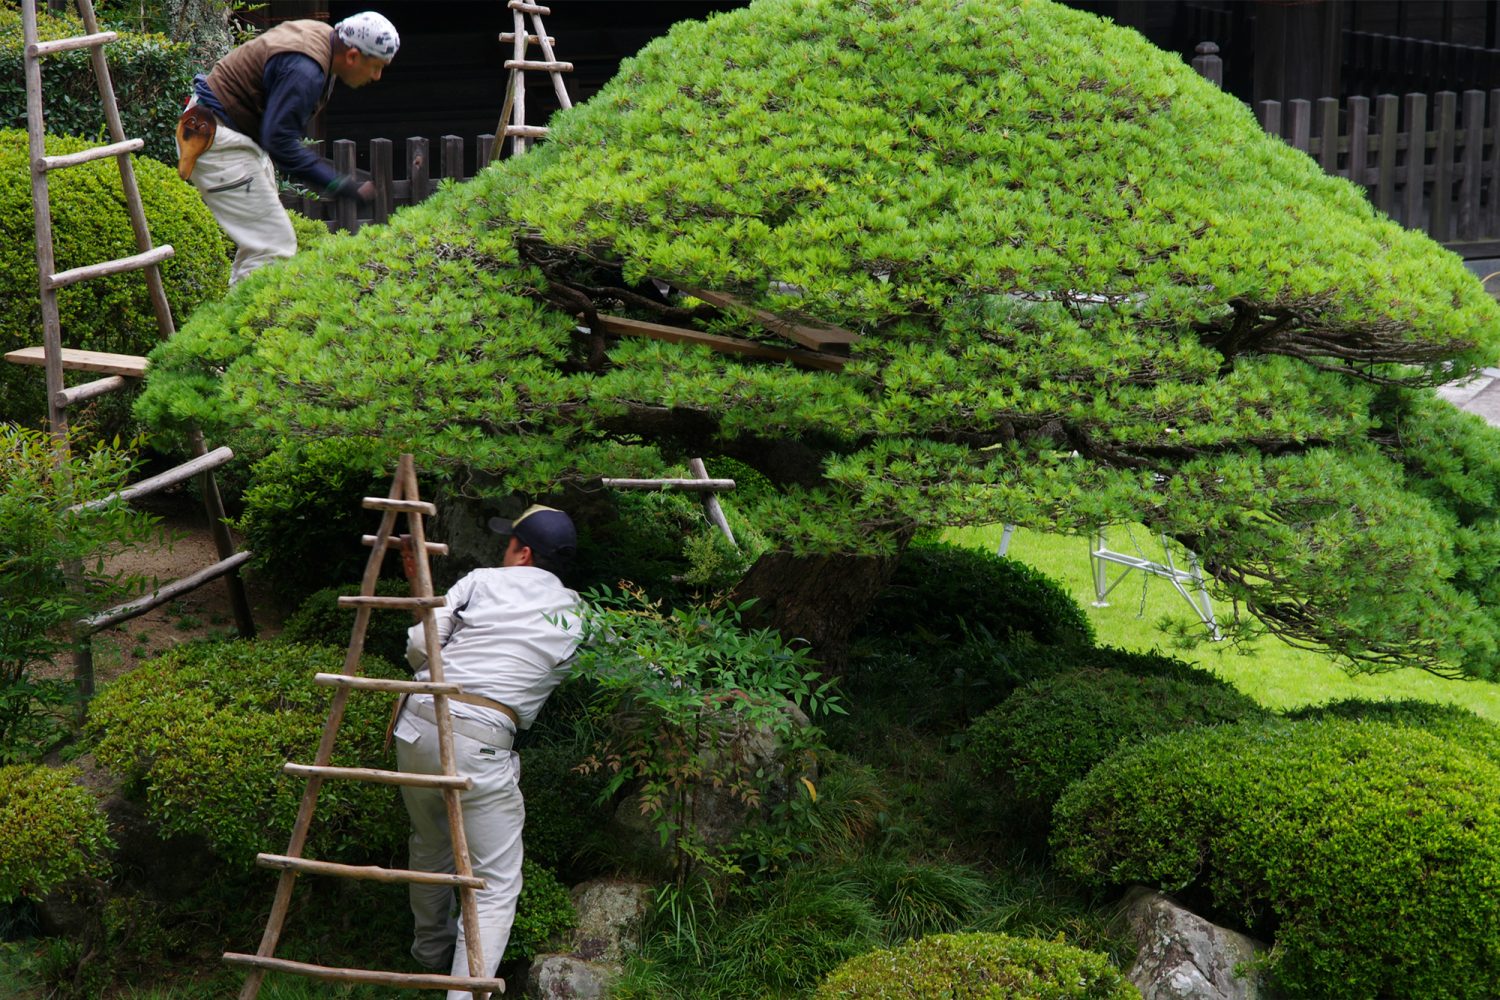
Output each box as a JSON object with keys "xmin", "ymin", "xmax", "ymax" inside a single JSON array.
[{"xmin": 174, "ymin": 104, "xmax": 217, "ymax": 180}]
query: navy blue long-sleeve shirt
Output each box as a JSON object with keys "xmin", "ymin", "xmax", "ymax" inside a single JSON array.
[{"xmin": 193, "ymin": 52, "xmax": 338, "ymax": 191}]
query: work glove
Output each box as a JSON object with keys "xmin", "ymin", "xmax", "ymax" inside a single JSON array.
[{"xmin": 325, "ymin": 173, "xmax": 376, "ymax": 205}]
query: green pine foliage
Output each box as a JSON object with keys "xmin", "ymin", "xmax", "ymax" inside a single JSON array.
[
  {"xmin": 967, "ymin": 667, "xmax": 1266, "ymax": 819},
  {"xmin": 136, "ymin": 0, "xmax": 1500, "ymax": 678},
  {"xmin": 0, "ymin": 765, "xmax": 112, "ymax": 902},
  {"xmin": 0, "ymin": 8, "xmax": 192, "ymax": 164},
  {"xmin": 1, "ymin": 128, "xmax": 227, "ymax": 427},
  {"xmin": 1051, "ymin": 718, "xmax": 1500, "ymax": 999},
  {"xmin": 813, "ymin": 932, "xmax": 1139, "ymax": 999},
  {"xmin": 87, "ymin": 639, "xmax": 408, "ymax": 866}
]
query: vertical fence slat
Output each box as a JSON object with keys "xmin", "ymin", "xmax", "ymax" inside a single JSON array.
[
  {"xmin": 1403, "ymin": 92, "xmax": 1427, "ymax": 229},
  {"xmin": 333, "ymin": 139, "xmax": 358, "ymax": 233},
  {"xmin": 1257, "ymin": 99, "xmax": 1282, "ymax": 138},
  {"xmin": 1431, "ymin": 91, "xmax": 1457, "ymax": 240},
  {"xmin": 1458, "ymin": 90, "xmax": 1484, "ymax": 240},
  {"xmin": 370, "ymin": 137, "xmax": 393, "ymax": 224},
  {"xmin": 1375, "ymin": 94, "xmax": 1399, "ymax": 213},
  {"xmin": 1348, "ymin": 95, "xmax": 1370, "ymax": 189},
  {"xmin": 1488, "ymin": 90, "xmax": 1500, "ymax": 235},
  {"xmin": 1317, "ymin": 97, "xmax": 1340, "ymax": 173},
  {"xmin": 441, "ymin": 135, "xmax": 465, "ymax": 182},
  {"xmin": 407, "ymin": 136, "xmax": 430, "ymax": 205},
  {"xmin": 302, "ymin": 138, "xmax": 324, "ymax": 223},
  {"xmin": 478, "ymin": 134, "xmax": 495, "ymax": 171},
  {"xmin": 1288, "ymin": 99, "xmax": 1312, "ymax": 153}
]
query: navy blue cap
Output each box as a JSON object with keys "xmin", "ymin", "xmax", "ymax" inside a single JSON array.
[{"xmin": 488, "ymin": 505, "xmax": 577, "ymax": 562}]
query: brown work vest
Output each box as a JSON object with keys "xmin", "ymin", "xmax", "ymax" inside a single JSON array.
[{"xmin": 204, "ymin": 20, "xmax": 335, "ymax": 144}]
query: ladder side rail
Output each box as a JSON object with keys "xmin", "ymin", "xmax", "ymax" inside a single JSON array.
[
  {"xmin": 399, "ymin": 456, "xmax": 489, "ymax": 994},
  {"xmin": 189, "ymin": 428, "xmax": 256, "ymax": 636},
  {"xmin": 22, "ymin": 0, "xmax": 69, "ymax": 439},
  {"xmin": 510, "ymin": 6, "xmax": 528, "ymax": 155},
  {"xmin": 528, "ymin": 10, "xmax": 572, "ymax": 108},
  {"xmin": 236, "ymin": 479, "xmax": 408, "ymax": 1000},
  {"xmin": 74, "ymin": 0, "xmax": 175, "ymax": 338}
]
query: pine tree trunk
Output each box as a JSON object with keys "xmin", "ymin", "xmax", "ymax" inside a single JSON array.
[{"xmin": 732, "ymin": 548, "xmax": 905, "ymax": 674}]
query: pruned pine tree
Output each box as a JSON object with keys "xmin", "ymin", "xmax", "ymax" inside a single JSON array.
[{"xmin": 138, "ymin": 0, "xmax": 1500, "ymax": 677}]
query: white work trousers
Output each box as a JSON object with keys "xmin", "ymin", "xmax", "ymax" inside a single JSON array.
[
  {"xmin": 182, "ymin": 106, "xmax": 297, "ymax": 284},
  {"xmin": 396, "ymin": 713, "xmax": 525, "ymax": 999}
]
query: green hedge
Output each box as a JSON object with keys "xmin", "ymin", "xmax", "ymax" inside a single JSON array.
[
  {"xmin": 968, "ymin": 667, "xmax": 1265, "ymax": 817},
  {"xmin": 507, "ymin": 859, "xmax": 577, "ymax": 963},
  {"xmin": 863, "ymin": 542, "xmax": 1095, "ymax": 650},
  {"xmin": 814, "ymin": 932, "xmax": 1139, "ymax": 999},
  {"xmin": 1286, "ymin": 697, "xmax": 1500, "ymax": 761},
  {"xmin": 0, "ymin": 128, "xmax": 227, "ymax": 427},
  {"xmin": 87, "ymin": 639, "xmax": 407, "ymax": 866},
  {"xmin": 1052, "ymin": 718, "xmax": 1500, "ymax": 999},
  {"xmin": 0, "ymin": 764, "xmax": 113, "ymax": 901},
  {"xmin": 280, "ymin": 579, "xmax": 414, "ymax": 666},
  {"xmin": 0, "ymin": 8, "xmax": 192, "ymax": 165}
]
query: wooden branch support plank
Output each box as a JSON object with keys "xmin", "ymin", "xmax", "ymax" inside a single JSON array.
[
  {"xmin": 594, "ymin": 314, "xmax": 847, "ymax": 372},
  {"xmin": 39, "ymin": 137, "xmax": 141, "ymax": 171},
  {"xmin": 682, "ymin": 286, "xmax": 862, "ymax": 353},
  {"xmin": 81, "ymin": 552, "xmax": 252, "ymax": 631},
  {"xmin": 46, "ymin": 244, "xmax": 174, "ymax": 289},
  {"xmin": 29, "ymin": 30, "xmax": 116, "ymax": 57},
  {"xmin": 691, "ymin": 457, "xmax": 737, "ymax": 547},
  {"xmin": 4, "ymin": 345, "xmax": 148, "ymax": 376},
  {"xmin": 313, "ymin": 673, "xmax": 462, "ymax": 695},
  {"xmin": 601, "ymin": 478, "xmax": 736, "ymax": 491},
  {"xmin": 282, "ymin": 763, "xmax": 472, "ymax": 790},
  {"xmin": 69, "ymin": 446, "xmax": 233, "ymax": 512},
  {"xmin": 223, "ymin": 954, "xmax": 504, "ymax": 993},
  {"xmin": 256, "ymin": 854, "xmax": 485, "ymax": 889}
]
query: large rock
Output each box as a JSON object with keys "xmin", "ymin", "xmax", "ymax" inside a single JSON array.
[
  {"xmin": 1119, "ymin": 886, "xmax": 1271, "ymax": 1000},
  {"xmin": 525, "ymin": 954, "xmax": 615, "ymax": 1000},
  {"xmin": 524, "ymin": 878, "xmax": 653, "ymax": 998}
]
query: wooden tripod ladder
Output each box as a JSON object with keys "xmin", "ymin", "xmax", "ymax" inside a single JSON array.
[
  {"xmin": 226, "ymin": 454, "xmax": 503, "ymax": 998},
  {"xmin": 490, "ymin": 0, "xmax": 574, "ymax": 161},
  {"xmin": 7, "ymin": 0, "xmax": 253, "ymax": 696}
]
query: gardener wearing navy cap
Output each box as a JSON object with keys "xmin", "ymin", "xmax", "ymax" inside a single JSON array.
[
  {"xmin": 395, "ymin": 505, "xmax": 582, "ymax": 996},
  {"xmin": 175, "ymin": 11, "xmax": 400, "ymax": 283}
]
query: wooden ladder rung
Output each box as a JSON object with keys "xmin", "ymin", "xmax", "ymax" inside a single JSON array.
[
  {"xmin": 362, "ymin": 534, "xmax": 449, "ymax": 554},
  {"xmin": 4, "ymin": 346, "xmax": 149, "ymax": 377},
  {"xmin": 361, "ymin": 497, "xmax": 437, "ymax": 515},
  {"xmin": 336, "ymin": 595, "xmax": 446, "ymax": 610},
  {"xmin": 47, "ymin": 244, "xmax": 174, "ymax": 289},
  {"xmin": 508, "ymin": 0, "xmax": 551, "ymax": 13},
  {"xmin": 313, "ymin": 673, "xmax": 461, "ymax": 695},
  {"xmin": 222, "ymin": 953, "xmax": 504, "ymax": 993},
  {"xmin": 256, "ymin": 853, "xmax": 485, "ymax": 889},
  {"xmin": 499, "ymin": 31, "xmax": 555, "ymax": 44},
  {"xmin": 40, "ymin": 138, "xmax": 143, "ymax": 172},
  {"xmin": 28, "ymin": 31, "xmax": 117, "ymax": 58},
  {"xmin": 55, "ymin": 375, "xmax": 128, "ymax": 409},
  {"xmin": 69, "ymin": 446, "xmax": 233, "ymax": 512},
  {"xmin": 504, "ymin": 125, "xmax": 549, "ymax": 138},
  {"xmin": 81, "ymin": 552, "xmax": 252, "ymax": 632},
  {"xmin": 504, "ymin": 58, "xmax": 572, "ymax": 72},
  {"xmin": 283, "ymin": 763, "xmax": 472, "ymax": 790}
]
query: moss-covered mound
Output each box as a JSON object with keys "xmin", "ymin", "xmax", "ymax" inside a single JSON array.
[{"xmin": 138, "ymin": 0, "xmax": 1500, "ymax": 678}]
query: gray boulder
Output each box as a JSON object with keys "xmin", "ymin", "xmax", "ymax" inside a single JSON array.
[
  {"xmin": 1119, "ymin": 886, "xmax": 1272, "ymax": 1000},
  {"xmin": 525, "ymin": 954, "xmax": 615, "ymax": 1000},
  {"xmin": 524, "ymin": 878, "xmax": 653, "ymax": 998}
]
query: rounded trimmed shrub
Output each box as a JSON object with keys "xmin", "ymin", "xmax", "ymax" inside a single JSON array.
[
  {"xmin": 969, "ymin": 667, "xmax": 1265, "ymax": 815},
  {"xmin": 813, "ymin": 931, "xmax": 1139, "ymax": 999},
  {"xmin": 1287, "ymin": 697, "xmax": 1500, "ymax": 761},
  {"xmin": 0, "ymin": 129, "xmax": 228, "ymax": 427},
  {"xmin": 506, "ymin": 859, "xmax": 577, "ymax": 963},
  {"xmin": 1052, "ymin": 718, "xmax": 1500, "ymax": 999},
  {"xmin": 87, "ymin": 639, "xmax": 406, "ymax": 866},
  {"xmin": 280, "ymin": 578, "xmax": 415, "ymax": 665},
  {"xmin": 864, "ymin": 542, "xmax": 1095, "ymax": 649},
  {"xmin": 0, "ymin": 765, "xmax": 113, "ymax": 901}
]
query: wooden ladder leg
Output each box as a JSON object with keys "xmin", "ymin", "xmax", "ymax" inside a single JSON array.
[{"xmin": 187, "ymin": 428, "xmax": 255, "ymax": 638}]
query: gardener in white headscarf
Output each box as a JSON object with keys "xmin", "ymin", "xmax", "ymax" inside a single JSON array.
[{"xmin": 174, "ymin": 11, "xmax": 400, "ymax": 283}]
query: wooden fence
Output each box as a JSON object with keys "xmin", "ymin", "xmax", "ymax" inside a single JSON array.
[
  {"xmin": 296, "ymin": 83, "xmax": 1500, "ymax": 259},
  {"xmin": 1254, "ymin": 88, "xmax": 1500, "ymax": 256}
]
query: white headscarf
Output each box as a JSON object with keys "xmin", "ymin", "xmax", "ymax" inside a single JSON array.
[{"xmin": 335, "ymin": 11, "xmax": 400, "ymax": 60}]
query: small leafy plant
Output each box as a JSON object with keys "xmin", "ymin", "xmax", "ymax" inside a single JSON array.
[{"xmin": 572, "ymin": 587, "xmax": 843, "ymax": 887}]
